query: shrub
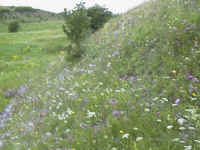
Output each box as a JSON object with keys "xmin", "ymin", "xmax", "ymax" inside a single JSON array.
[
  {"xmin": 0, "ymin": 9, "xmax": 10, "ymax": 20},
  {"xmin": 63, "ymin": 1, "xmax": 91, "ymax": 58},
  {"xmin": 0, "ymin": 8, "xmax": 10, "ymax": 14},
  {"xmin": 87, "ymin": 5, "xmax": 113, "ymax": 32},
  {"xmin": 8, "ymin": 21, "xmax": 20, "ymax": 32}
]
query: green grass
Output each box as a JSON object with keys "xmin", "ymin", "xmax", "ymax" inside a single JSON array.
[
  {"xmin": 0, "ymin": 23, "xmax": 8, "ymax": 33},
  {"xmin": 0, "ymin": 21, "xmax": 67, "ymax": 111},
  {"xmin": 0, "ymin": 0, "xmax": 200, "ymax": 150}
]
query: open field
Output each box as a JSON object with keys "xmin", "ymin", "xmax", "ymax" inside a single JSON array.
[
  {"xmin": 0, "ymin": 0, "xmax": 200, "ymax": 149},
  {"xmin": 0, "ymin": 21, "xmax": 67, "ymax": 111}
]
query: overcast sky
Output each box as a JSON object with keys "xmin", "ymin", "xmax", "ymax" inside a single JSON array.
[{"xmin": 0, "ymin": 0, "xmax": 147, "ymax": 13}]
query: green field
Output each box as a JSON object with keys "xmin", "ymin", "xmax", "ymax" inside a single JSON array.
[
  {"xmin": 0, "ymin": 21, "xmax": 67, "ymax": 111},
  {"xmin": 0, "ymin": 0, "xmax": 200, "ymax": 150}
]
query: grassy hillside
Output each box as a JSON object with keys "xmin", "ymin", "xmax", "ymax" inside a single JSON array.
[
  {"xmin": 0, "ymin": 6, "xmax": 61, "ymax": 22},
  {"xmin": 0, "ymin": 0, "xmax": 200, "ymax": 150},
  {"xmin": 0, "ymin": 21, "xmax": 67, "ymax": 111}
]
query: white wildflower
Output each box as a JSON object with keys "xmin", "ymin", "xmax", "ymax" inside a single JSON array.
[
  {"xmin": 167, "ymin": 125, "xmax": 173, "ymax": 129},
  {"xmin": 52, "ymin": 99, "xmax": 56, "ymax": 103},
  {"xmin": 56, "ymin": 105, "xmax": 60, "ymax": 110},
  {"xmin": 52, "ymin": 112, "xmax": 56, "ymax": 116},
  {"xmin": 88, "ymin": 70, "xmax": 93, "ymax": 74},
  {"xmin": 87, "ymin": 110, "xmax": 96, "ymax": 118},
  {"xmin": 184, "ymin": 145, "xmax": 192, "ymax": 150},
  {"xmin": 194, "ymin": 139, "xmax": 200, "ymax": 143},
  {"xmin": 179, "ymin": 127, "xmax": 186, "ymax": 130},
  {"xmin": 136, "ymin": 137, "xmax": 143, "ymax": 142},
  {"xmin": 120, "ymin": 88, "xmax": 125, "ymax": 92},
  {"xmin": 177, "ymin": 118, "xmax": 186, "ymax": 125},
  {"xmin": 157, "ymin": 119, "xmax": 162, "ymax": 122},
  {"xmin": 133, "ymin": 127, "xmax": 138, "ymax": 131},
  {"xmin": 185, "ymin": 57, "xmax": 190, "ymax": 61},
  {"xmin": 46, "ymin": 132, "xmax": 52, "ymax": 136},
  {"xmin": 153, "ymin": 97, "xmax": 159, "ymax": 101},
  {"xmin": 104, "ymin": 135, "xmax": 108, "ymax": 139},
  {"xmin": 172, "ymin": 138, "xmax": 180, "ymax": 142},
  {"xmin": 0, "ymin": 141, "xmax": 3, "ymax": 147},
  {"xmin": 188, "ymin": 126, "xmax": 195, "ymax": 130},
  {"xmin": 67, "ymin": 108, "xmax": 73, "ymax": 115},
  {"xmin": 89, "ymin": 64, "xmax": 96, "ymax": 67},
  {"xmin": 115, "ymin": 90, "xmax": 121, "ymax": 93},
  {"xmin": 183, "ymin": 115, "xmax": 189, "ymax": 119},
  {"xmin": 180, "ymin": 140, "xmax": 185, "ymax": 144},
  {"xmin": 58, "ymin": 114, "xmax": 64, "ymax": 120},
  {"xmin": 194, "ymin": 41, "xmax": 198, "ymax": 47},
  {"xmin": 162, "ymin": 98, "xmax": 168, "ymax": 102},
  {"xmin": 122, "ymin": 133, "xmax": 129, "ymax": 139},
  {"xmin": 65, "ymin": 90, "xmax": 69, "ymax": 94},
  {"xmin": 99, "ymin": 82, "xmax": 103, "ymax": 86},
  {"xmin": 185, "ymin": 109, "xmax": 196, "ymax": 114},
  {"xmin": 144, "ymin": 108, "xmax": 150, "ymax": 112},
  {"xmin": 65, "ymin": 129, "xmax": 70, "ymax": 133}
]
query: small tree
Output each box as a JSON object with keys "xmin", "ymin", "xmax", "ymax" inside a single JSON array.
[
  {"xmin": 8, "ymin": 21, "xmax": 20, "ymax": 32},
  {"xmin": 63, "ymin": 2, "xmax": 91, "ymax": 57}
]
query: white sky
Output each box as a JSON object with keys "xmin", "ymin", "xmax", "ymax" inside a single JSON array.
[{"xmin": 0, "ymin": 0, "xmax": 147, "ymax": 13}]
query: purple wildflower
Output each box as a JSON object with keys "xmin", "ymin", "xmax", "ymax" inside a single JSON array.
[
  {"xmin": 156, "ymin": 112, "xmax": 161, "ymax": 115},
  {"xmin": 82, "ymin": 98, "xmax": 89, "ymax": 102},
  {"xmin": 188, "ymin": 84, "xmax": 197, "ymax": 94},
  {"xmin": 112, "ymin": 110, "xmax": 120, "ymax": 118},
  {"xmin": 187, "ymin": 75, "xmax": 193, "ymax": 79},
  {"xmin": 189, "ymin": 88, "xmax": 193, "ymax": 94},
  {"xmin": 175, "ymin": 98, "xmax": 180, "ymax": 104},
  {"xmin": 187, "ymin": 74, "xmax": 199, "ymax": 82},
  {"xmin": 184, "ymin": 134, "xmax": 189, "ymax": 140},
  {"xmin": 192, "ymin": 77, "xmax": 199, "ymax": 82},
  {"xmin": 74, "ymin": 93, "xmax": 79, "ymax": 99},
  {"xmin": 109, "ymin": 98, "xmax": 117, "ymax": 105}
]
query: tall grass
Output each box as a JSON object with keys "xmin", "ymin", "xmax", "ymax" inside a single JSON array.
[{"xmin": 0, "ymin": 0, "xmax": 200, "ymax": 150}]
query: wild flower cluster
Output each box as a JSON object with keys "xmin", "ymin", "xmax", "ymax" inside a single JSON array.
[{"xmin": 0, "ymin": 0, "xmax": 200, "ymax": 150}]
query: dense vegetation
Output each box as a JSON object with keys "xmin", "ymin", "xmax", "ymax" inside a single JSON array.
[
  {"xmin": 87, "ymin": 4, "xmax": 113, "ymax": 32},
  {"xmin": 8, "ymin": 21, "xmax": 20, "ymax": 32},
  {"xmin": 63, "ymin": 2, "xmax": 91, "ymax": 58},
  {"xmin": 14, "ymin": 6, "xmax": 37, "ymax": 13},
  {"xmin": 63, "ymin": 2, "xmax": 113, "ymax": 58},
  {"xmin": 0, "ymin": 0, "xmax": 200, "ymax": 150}
]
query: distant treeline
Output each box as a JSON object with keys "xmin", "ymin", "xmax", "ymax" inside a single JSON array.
[
  {"xmin": 0, "ymin": 6, "xmax": 37, "ymax": 13},
  {"xmin": 0, "ymin": 6, "xmax": 61, "ymax": 22},
  {"xmin": 14, "ymin": 6, "xmax": 38, "ymax": 13}
]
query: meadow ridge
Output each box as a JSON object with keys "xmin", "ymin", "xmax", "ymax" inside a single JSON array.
[{"xmin": 0, "ymin": 0, "xmax": 200, "ymax": 150}]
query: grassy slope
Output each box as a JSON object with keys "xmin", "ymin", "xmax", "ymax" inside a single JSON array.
[
  {"xmin": 1, "ymin": 0, "xmax": 200, "ymax": 149},
  {"xmin": 0, "ymin": 21, "xmax": 67, "ymax": 111}
]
